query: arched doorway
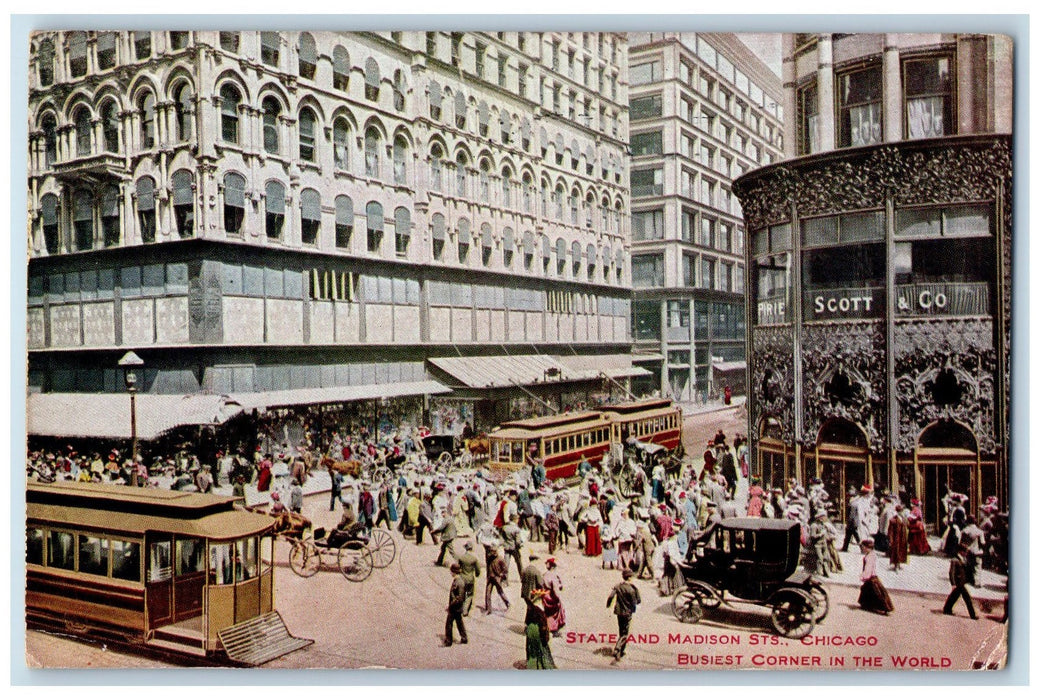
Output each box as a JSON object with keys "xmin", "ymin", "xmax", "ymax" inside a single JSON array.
[
  {"xmin": 811, "ymin": 417, "xmax": 871, "ymax": 523},
  {"xmin": 755, "ymin": 415, "xmax": 791, "ymax": 490},
  {"xmin": 916, "ymin": 420, "xmax": 978, "ymax": 532}
]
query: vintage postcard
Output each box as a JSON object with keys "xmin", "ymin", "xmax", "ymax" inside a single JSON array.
[{"xmin": 21, "ymin": 28, "xmax": 1012, "ymax": 673}]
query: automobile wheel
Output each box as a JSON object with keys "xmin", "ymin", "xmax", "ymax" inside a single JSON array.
[
  {"xmin": 770, "ymin": 588, "xmax": 816, "ymax": 639},
  {"xmin": 672, "ymin": 587, "xmax": 705, "ymax": 624},
  {"xmin": 808, "ymin": 582, "xmax": 829, "ymax": 623}
]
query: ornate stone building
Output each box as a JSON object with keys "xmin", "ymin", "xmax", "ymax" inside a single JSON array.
[
  {"xmin": 733, "ymin": 34, "xmax": 1012, "ymax": 527},
  {"xmin": 626, "ymin": 33, "xmax": 783, "ymax": 402},
  {"xmin": 25, "ymin": 30, "xmax": 636, "ymax": 437}
]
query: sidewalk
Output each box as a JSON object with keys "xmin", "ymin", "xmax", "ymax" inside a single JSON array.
[{"xmin": 676, "ymin": 395, "xmax": 747, "ymax": 417}]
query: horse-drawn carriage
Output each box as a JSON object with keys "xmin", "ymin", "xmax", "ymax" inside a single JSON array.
[
  {"xmin": 671, "ymin": 518, "xmax": 829, "ymax": 639},
  {"xmin": 420, "ymin": 433, "xmax": 489, "ymax": 471},
  {"xmin": 610, "ymin": 439, "xmax": 684, "ymax": 499}
]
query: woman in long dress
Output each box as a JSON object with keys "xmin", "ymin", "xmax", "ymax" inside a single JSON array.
[
  {"xmin": 857, "ymin": 538, "xmax": 894, "ymax": 614},
  {"xmin": 907, "ymin": 499, "xmax": 931, "ymax": 555},
  {"xmin": 887, "ymin": 506, "xmax": 910, "ymax": 571},
  {"xmin": 746, "ymin": 478, "xmax": 765, "ymax": 517},
  {"xmin": 542, "ymin": 558, "xmax": 566, "ymax": 636},
  {"xmin": 583, "ymin": 498, "xmax": 603, "ymax": 557},
  {"xmin": 524, "ymin": 592, "xmax": 556, "ymax": 669}
]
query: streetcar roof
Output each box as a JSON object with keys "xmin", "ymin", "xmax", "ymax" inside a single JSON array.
[
  {"xmin": 497, "ymin": 411, "xmax": 607, "ymax": 431},
  {"xmin": 598, "ymin": 398, "xmax": 676, "ymax": 414},
  {"xmin": 27, "ymin": 501, "xmax": 275, "ymax": 539}
]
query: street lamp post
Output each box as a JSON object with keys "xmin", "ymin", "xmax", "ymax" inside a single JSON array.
[{"xmin": 118, "ymin": 351, "xmax": 144, "ymax": 486}]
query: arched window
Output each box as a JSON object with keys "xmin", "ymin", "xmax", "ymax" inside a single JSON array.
[
  {"xmin": 501, "ymin": 167, "xmax": 513, "ymax": 208},
  {"xmin": 100, "ymin": 101, "xmax": 119, "ymax": 152},
  {"xmin": 522, "ymin": 230, "xmax": 535, "ymax": 271},
  {"xmin": 479, "ymin": 159, "xmax": 491, "ymax": 200},
  {"xmin": 457, "ymin": 218, "xmax": 471, "ymax": 263},
  {"xmin": 68, "ymin": 32, "xmax": 87, "ymax": 77},
  {"xmin": 299, "ymin": 108, "xmax": 316, "ymax": 162},
  {"xmin": 585, "ymin": 192, "xmax": 595, "ymax": 228},
  {"xmin": 478, "ymin": 100, "xmax": 490, "ymax": 137},
  {"xmin": 220, "ymin": 84, "xmax": 240, "ymax": 144},
  {"xmin": 265, "ymin": 181, "xmax": 285, "ymax": 239},
  {"xmin": 431, "ymin": 213, "xmax": 446, "ymax": 261},
  {"xmin": 393, "ymin": 70, "xmax": 406, "ymax": 112},
  {"xmin": 454, "ymin": 92, "xmax": 467, "ymax": 129},
  {"xmin": 136, "ymin": 177, "xmax": 156, "ymax": 242},
  {"xmin": 37, "ymin": 38, "xmax": 54, "ymax": 87},
  {"xmin": 300, "ymin": 188, "xmax": 321, "ymax": 245},
  {"xmin": 500, "ymin": 112, "xmax": 512, "ymax": 143},
  {"xmin": 101, "ymin": 185, "xmax": 120, "ymax": 247},
  {"xmin": 455, "ymin": 153, "xmax": 468, "ymax": 198},
  {"xmin": 139, "ymin": 92, "xmax": 156, "ymax": 149},
  {"xmin": 74, "ymin": 107, "xmax": 92, "ymax": 156},
  {"xmin": 96, "ymin": 32, "xmax": 117, "ymax": 70},
  {"xmin": 541, "ymin": 235, "xmax": 552, "ymax": 273},
  {"xmin": 169, "ymin": 32, "xmax": 189, "ymax": 50},
  {"xmin": 540, "ymin": 180, "xmax": 549, "ymax": 217},
  {"xmin": 522, "ymin": 172, "xmax": 532, "ymax": 213},
  {"xmin": 262, "ymin": 96, "xmax": 281, "ymax": 154},
  {"xmin": 41, "ymin": 194, "xmax": 59, "ymax": 253},
  {"xmin": 260, "ymin": 32, "xmax": 280, "ymax": 67},
  {"xmin": 41, "ymin": 114, "xmax": 57, "ymax": 166},
  {"xmin": 554, "ymin": 183, "xmax": 565, "ymax": 220},
  {"xmin": 364, "ymin": 58, "xmax": 380, "ymax": 101},
  {"xmin": 174, "ymin": 83, "xmax": 193, "ymax": 142},
  {"xmin": 366, "ymin": 201, "xmax": 384, "ymax": 252},
  {"xmin": 333, "ymin": 118, "xmax": 350, "ymax": 170},
  {"xmin": 520, "ymin": 118, "xmax": 531, "ymax": 151},
  {"xmin": 480, "ymin": 223, "xmax": 493, "ymax": 266},
  {"xmin": 133, "ymin": 31, "xmax": 151, "ymax": 61},
  {"xmin": 73, "ymin": 189, "xmax": 93, "ymax": 251},
  {"xmin": 394, "ymin": 206, "xmax": 411, "ymax": 256},
  {"xmin": 222, "ymin": 172, "xmax": 245, "ymax": 235},
  {"xmin": 555, "ymin": 238, "xmax": 567, "ymax": 275},
  {"xmin": 429, "ymin": 81, "xmax": 443, "ymax": 120},
  {"xmin": 430, "ymin": 144, "xmax": 444, "ymax": 191},
  {"xmin": 364, "ymin": 128, "xmax": 380, "ymax": 178},
  {"xmin": 171, "ymin": 170, "xmax": 194, "ymax": 237},
  {"xmin": 570, "ymin": 187, "xmax": 580, "ymax": 225},
  {"xmin": 335, "ymin": 195, "xmax": 354, "ymax": 248},
  {"xmin": 502, "ymin": 228, "xmax": 515, "ymax": 268},
  {"xmin": 298, "ymin": 33, "xmax": 317, "ymax": 80},
  {"xmin": 393, "ymin": 135, "xmax": 408, "ymax": 185},
  {"xmin": 587, "ymin": 243, "xmax": 597, "ymax": 280},
  {"xmin": 333, "ymin": 46, "xmax": 349, "ymax": 91},
  {"xmin": 571, "ymin": 240, "xmax": 582, "ymax": 278},
  {"xmin": 219, "ymin": 32, "xmax": 239, "ymax": 52}
]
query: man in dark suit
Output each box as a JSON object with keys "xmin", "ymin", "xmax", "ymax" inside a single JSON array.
[
  {"xmin": 444, "ymin": 563, "xmax": 469, "ymax": 646},
  {"xmin": 943, "ymin": 545, "xmax": 978, "ymax": 620}
]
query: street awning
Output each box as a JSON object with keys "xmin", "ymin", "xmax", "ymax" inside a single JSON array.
[
  {"xmin": 233, "ymin": 380, "xmax": 451, "ymax": 411},
  {"xmin": 712, "ymin": 360, "xmax": 747, "ymax": 373},
  {"xmin": 27, "ymin": 392, "xmax": 245, "ymax": 440},
  {"xmin": 428, "ymin": 354, "xmax": 648, "ymax": 390}
]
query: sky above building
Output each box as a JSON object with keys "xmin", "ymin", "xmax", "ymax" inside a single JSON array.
[{"xmin": 736, "ymin": 33, "xmax": 782, "ymax": 77}]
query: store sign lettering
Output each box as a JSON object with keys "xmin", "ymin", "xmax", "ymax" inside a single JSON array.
[
  {"xmin": 804, "ymin": 287, "xmax": 884, "ymax": 321},
  {"xmin": 757, "ymin": 299, "xmax": 786, "ymax": 324},
  {"xmin": 814, "ymin": 295, "xmax": 874, "ymax": 314},
  {"xmin": 895, "ymin": 283, "xmax": 988, "ymax": 317}
]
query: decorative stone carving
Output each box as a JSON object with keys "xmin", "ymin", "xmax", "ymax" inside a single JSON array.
[
  {"xmin": 801, "ymin": 322, "xmax": 887, "ymax": 448},
  {"xmin": 749, "ymin": 326, "xmax": 795, "ymax": 445},
  {"xmin": 893, "ymin": 318, "xmax": 997, "ymax": 454}
]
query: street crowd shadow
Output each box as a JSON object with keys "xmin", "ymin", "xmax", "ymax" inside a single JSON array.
[
  {"xmin": 509, "ymin": 624, "xmax": 526, "ymax": 636},
  {"xmin": 593, "ymin": 646, "xmax": 615, "ymax": 657}
]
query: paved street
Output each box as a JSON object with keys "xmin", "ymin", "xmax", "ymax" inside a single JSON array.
[{"xmin": 23, "ymin": 399, "xmax": 1008, "ymax": 672}]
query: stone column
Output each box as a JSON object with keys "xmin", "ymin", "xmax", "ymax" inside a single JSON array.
[
  {"xmin": 817, "ymin": 34, "xmax": 835, "ymax": 152},
  {"xmin": 883, "ymin": 35, "xmax": 902, "ymax": 142},
  {"xmin": 781, "ymin": 34, "xmax": 798, "ymax": 159}
]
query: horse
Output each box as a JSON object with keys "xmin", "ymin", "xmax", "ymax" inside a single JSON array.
[{"xmin": 320, "ymin": 456, "xmax": 363, "ymax": 478}]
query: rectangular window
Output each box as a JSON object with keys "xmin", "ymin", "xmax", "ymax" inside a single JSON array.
[
  {"xmin": 78, "ymin": 535, "xmax": 109, "ymax": 576},
  {"xmin": 631, "ymin": 254, "xmax": 664, "ymax": 288},
  {"xmin": 631, "ymin": 131, "xmax": 662, "ymax": 156},
  {"xmin": 904, "ymin": 55, "xmax": 954, "ymax": 139},
  {"xmin": 630, "ymin": 60, "xmax": 661, "ymax": 85},
  {"xmin": 47, "ymin": 531, "xmax": 75, "ymax": 570},
  {"xmin": 700, "ymin": 257, "xmax": 716, "ymax": 289},
  {"xmin": 797, "ymin": 81, "xmax": 819, "ymax": 155},
  {"xmin": 632, "ymin": 210, "xmax": 664, "ymax": 241},
  {"xmin": 630, "ymin": 167, "xmax": 663, "ymax": 197},
  {"xmin": 630, "ymin": 94, "xmax": 663, "ymax": 121},
  {"xmin": 838, "ymin": 65, "xmax": 882, "ymax": 148},
  {"xmin": 632, "ymin": 300, "xmax": 662, "ymax": 340},
  {"xmin": 699, "ymin": 217, "xmax": 714, "ymax": 247},
  {"xmin": 26, "ymin": 528, "xmax": 44, "ymax": 565}
]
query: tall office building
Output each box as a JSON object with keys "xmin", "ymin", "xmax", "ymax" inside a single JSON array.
[
  {"xmin": 25, "ymin": 31, "xmax": 636, "ymax": 441},
  {"xmin": 734, "ymin": 34, "xmax": 1012, "ymax": 526},
  {"xmin": 627, "ymin": 32, "xmax": 783, "ymax": 402}
]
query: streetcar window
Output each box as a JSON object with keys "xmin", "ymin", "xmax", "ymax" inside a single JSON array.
[
  {"xmin": 236, "ymin": 538, "xmax": 258, "ymax": 581},
  {"xmin": 26, "ymin": 527, "xmax": 44, "ymax": 565},
  {"xmin": 149, "ymin": 541, "xmax": 172, "ymax": 582},
  {"xmin": 111, "ymin": 540, "xmax": 141, "ymax": 582},
  {"xmin": 210, "ymin": 543, "xmax": 234, "ymax": 585},
  {"xmin": 568, "ymin": 435, "xmax": 576, "ymax": 451},
  {"xmin": 47, "ymin": 531, "xmax": 75, "ymax": 570},
  {"xmin": 176, "ymin": 538, "xmax": 206, "ymax": 575},
  {"xmin": 260, "ymin": 536, "xmax": 274, "ymax": 570},
  {"xmin": 78, "ymin": 535, "xmax": 109, "ymax": 576},
  {"xmin": 515, "ymin": 442, "xmax": 526, "ymax": 461}
]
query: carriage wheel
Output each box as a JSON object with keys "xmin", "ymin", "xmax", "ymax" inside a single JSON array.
[
  {"xmin": 770, "ymin": 588, "xmax": 816, "ymax": 639},
  {"xmin": 368, "ymin": 528, "xmax": 397, "ymax": 568},
  {"xmin": 808, "ymin": 582, "xmax": 830, "ymax": 623},
  {"xmin": 373, "ymin": 466, "xmax": 392, "ymax": 484},
  {"xmin": 289, "ymin": 539, "xmax": 321, "ymax": 578},
  {"xmin": 672, "ymin": 588, "xmax": 706, "ymax": 624},
  {"xmin": 458, "ymin": 451, "xmax": 473, "ymax": 470},
  {"xmin": 616, "ymin": 466, "xmax": 639, "ymax": 499},
  {"xmin": 338, "ymin": 541, "xmax": 374, "ymax": 582},
  {"xmin": 437, "ymin": 452, "xmax": 454, "ymax": 470}
]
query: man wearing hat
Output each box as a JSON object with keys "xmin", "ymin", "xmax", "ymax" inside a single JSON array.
[
  {"xmin": 808, "ymin": 511, "xmax": 831, "ymax": 577},
  {"xmin": 521, "ymin": 554, "xmax": 545, "ymax": 606},
  {"xmin": 841, "ymin": 487, "xmax": 862, "ymax": 552},
  {"xmin": 444, "ymin": 562, "xmax": 469, "ymax": 646},
  {"xmin": 484, "ymin": 546, "xmax": 510, "ymax": 614},
  {"xmin": 456, "ymin": 541, "xmax": 482, "ymax": 616},
  {"xmin": 606, "ymin": 568, "xmax": 641, "ymax": 664}
]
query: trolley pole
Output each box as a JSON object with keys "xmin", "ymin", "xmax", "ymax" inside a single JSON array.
[{"xmin": 118, "ymin": 351, "xmax": 144, "ymax": 486}]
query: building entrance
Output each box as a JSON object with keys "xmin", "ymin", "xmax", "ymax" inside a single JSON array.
[
  {"xmin": 811, "ymin": 418, "xmax": 871, "ymax": 524},
  {"xmin": 917, "ymin": 420, "xmax": 980, "ymax": 531}
]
